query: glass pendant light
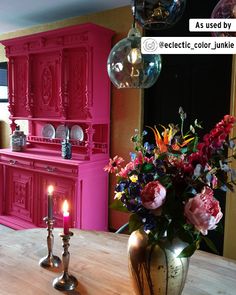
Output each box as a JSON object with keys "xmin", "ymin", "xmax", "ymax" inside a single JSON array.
[
  {"xmin": 107, "ymin": 1, "xmax": 162, "ymax": 89},
  {"xmin": 211, "ymin": 0, "xmax": 236, "ymax": 36},
  {"xmin": 133, "ymin": 0, "xmax": 186, "ymax": 30}
]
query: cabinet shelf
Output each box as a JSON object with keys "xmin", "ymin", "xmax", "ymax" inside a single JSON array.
[
  {"xmin": 27, "ymin": 135, "xmax": 86, "ymax": 146},
  {"xmin": 27, "ymin": 135, "xmax": 108, "ymax": 155}
]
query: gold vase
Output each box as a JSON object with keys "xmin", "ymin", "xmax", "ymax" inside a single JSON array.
[{"xmin": 127, "ymin": 229, "xmax": 189, "ymax": 295}]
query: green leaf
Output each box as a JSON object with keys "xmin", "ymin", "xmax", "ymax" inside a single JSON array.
[
  {"xmin": 201, "ymin": 236, "xmax": 219, "ymax": 255},
  {"xmin": 128, "ymin": 214, "xmax": 142, "ymax": 234},
  {"xmin": 177, "ymin": 241, "xmax": 198, "ymax": 258},
  {"xmin": 141, "ymin": 163, "xmax": 154, "ymax": 173},
  {"xmin": 192, "ymin": 136, "xmax": 199, "ymax": 152},
  {"xmin": 180, "ymin": 147, "xmax": 188, "ymax": 154},
  {"xmin": 109, "ymin": 199, "xmax": 128, "ymax": 213},
  {"xmin": 177, "ymin": 228, "xmax": 194, "ymax": 245},
  {"xmin": 158, "ymin": 175, "xmax": 172, "ymax": 187}
]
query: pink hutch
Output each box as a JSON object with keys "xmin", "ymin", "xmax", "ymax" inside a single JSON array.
[{"xmin": 0, "ymin": 23, "xmax": 114, "ymax": 230}]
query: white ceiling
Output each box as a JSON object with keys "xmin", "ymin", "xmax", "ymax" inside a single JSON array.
[{"xmin": 0, "ymin": 0, "xmax": 131, "ymax": 35}]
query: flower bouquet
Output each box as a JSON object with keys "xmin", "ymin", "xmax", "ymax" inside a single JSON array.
[{"xmin": 105, "ymin": 108, "xmax": 236, "ymax": 258}]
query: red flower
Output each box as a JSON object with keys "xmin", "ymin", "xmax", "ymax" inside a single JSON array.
[
  {"xmin": 184, "ymin": 115, "xmax": 236, "ymax": 173},
  {"xmin": 141, "ymin": 181, "xmax": 166, "ymax": 210}
]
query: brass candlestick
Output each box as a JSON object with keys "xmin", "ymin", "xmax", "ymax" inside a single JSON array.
[
  {"xmin": 53, "ymin": 231, "xmax": 78, "ymax": 291},
  {"xmin": 39, "ymin": 217, "xmax": 62, "ymax": 270}
]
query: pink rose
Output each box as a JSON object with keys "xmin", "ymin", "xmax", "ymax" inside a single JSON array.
[
  {"xmin": 141, "ymin": 181, "xmax": 166, "ymax": 210},
  {"xmin": 184, "ymin": 186, "xmax": 223, "ymax": 235}
]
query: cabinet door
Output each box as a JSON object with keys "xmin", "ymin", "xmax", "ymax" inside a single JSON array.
[
  {"xmin": 38, "ymin": 174, "xmax": 76, "ymax": 228},
  {"xmin": 31, "ymin": 52, "xmax": 61, "ymax": 118},
  {"xmin": 10, "ymin": 56, "xmax": 28, "ymax": 117},
  {"xmin": 5, "ymin": 167, "xmax": 34, "ymax": 223},
  {"xmin": 65, "ymin": 47, "xmax": 91, "ymax": 120}
]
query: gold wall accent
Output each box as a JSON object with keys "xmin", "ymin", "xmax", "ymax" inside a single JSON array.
[{"xmin": 224, "ymin": 55, "xmax": 236, "ymax": 260}]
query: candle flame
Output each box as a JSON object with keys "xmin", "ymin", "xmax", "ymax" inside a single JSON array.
[
  {"xmin": 62, "ymin": 200, "xmax": 69, "ymax": 214},
  {"xmin": 48, "ymin": 185, "xmax": 54, "ymax": 194}
]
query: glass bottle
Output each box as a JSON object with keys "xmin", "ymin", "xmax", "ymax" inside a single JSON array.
[
  {"xmin": 11, "ymin": 125, "xmax": 27, "ymax": 152},
  {"xmin": 61, "ymin": 128, "xmax": 72, "ymax": 159}
]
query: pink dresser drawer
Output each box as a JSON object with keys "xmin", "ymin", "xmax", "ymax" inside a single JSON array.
[
  {"xmin": 0, "ymin": 154, "xmax": 33, "ymax": 168},
  {"xmin": 33, "ymin": 160, "xmax": 78, "ymax": 176}
]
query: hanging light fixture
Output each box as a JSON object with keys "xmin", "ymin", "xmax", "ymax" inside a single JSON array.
[
  {"xmin": 107, "ymin": 1, "xmax": 162, "ymax": 89},
  {"xmin": 211, "ymin": 0, "xmax": 236, "ymax": 37},
  {"xmin": 133, "ymin": 0, "xmax": 186, "ymax": 30}
]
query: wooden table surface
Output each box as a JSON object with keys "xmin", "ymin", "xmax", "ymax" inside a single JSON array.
[{"xmin": 0, "ymin": 228, "xmax": 236, "ymax": 295}]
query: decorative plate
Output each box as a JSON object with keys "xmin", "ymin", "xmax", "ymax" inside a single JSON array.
[
  {"xmin": 42, "ymin": 124, "xmax": 55, "ymax": 138},
  {"xmin": 70, "ymin": 125, "xmax": 84, "ymax": 141},
  {"xmin": 55, "ymin": 125, "xmax": 69, "ymax": 139}
]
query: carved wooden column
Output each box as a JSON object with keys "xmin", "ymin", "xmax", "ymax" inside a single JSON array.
[
  {"xmin": 26, "ymin": 54, "xmax": 33, "ymax": 117},
  {"xmin": 59, "ymin": 49, "xmax": 69, "ymax": 119},
  {"xmin": 8, "ymin": 56, "xmax": 15, "ymax": 117}
]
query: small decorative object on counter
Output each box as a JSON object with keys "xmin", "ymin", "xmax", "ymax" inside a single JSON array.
[
  {"xmin": 53, "ymin": 201, "xmax": 78, "ymax": 291},
  {"xmin": 39, "ymin": 185, "xmax": 62, "ymax": 270},
  {"xmin": 61, "ymin": 128, "xmax": 72, "ymax": 159},
  {"xmin": 39, "ymin": 216, "xmax": 62, "ymax": 270},
  {"xmin": 11, "ymin": 125, "xmax": 26, "ymax": 152}
]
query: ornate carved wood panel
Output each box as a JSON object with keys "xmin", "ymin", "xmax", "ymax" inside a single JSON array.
[{"xmin": 6, "ymin": 167, "xmax": 34, "ymax": 223}]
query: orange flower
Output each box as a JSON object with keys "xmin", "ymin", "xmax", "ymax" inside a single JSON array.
[{"xmin": 148, "ymin": 124, "xmax": 194, "ymax": 154}]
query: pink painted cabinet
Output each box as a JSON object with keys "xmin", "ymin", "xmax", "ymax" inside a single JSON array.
[{"xmin": 0, "ymin": 23, "xmax": 114, "ymax": 230}]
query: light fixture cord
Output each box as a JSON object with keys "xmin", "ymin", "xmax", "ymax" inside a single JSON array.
[{"xmin": 132, "ymin": 0, "xmax": 136, "ymax": 28}]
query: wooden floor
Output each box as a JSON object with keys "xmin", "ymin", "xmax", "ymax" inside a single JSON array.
[{"xmin": 0, "ymin": 224, "xmax": 15, "ymax": 233}]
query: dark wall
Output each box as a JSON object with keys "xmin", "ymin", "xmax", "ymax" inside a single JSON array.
[{"xmin": 143, "ymin": 0, "xmax": 232, "ymax": 255}]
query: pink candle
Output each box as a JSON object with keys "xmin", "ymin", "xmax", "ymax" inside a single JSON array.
[
  {"xmin": 47, "ymin": 185, "xmax": 54, "ymax": 220},
  {"xmin": 62, "ymin": 200, "xmax": 70, "ymax": 235}
]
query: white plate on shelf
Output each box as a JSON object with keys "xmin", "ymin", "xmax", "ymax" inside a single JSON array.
[
  {"xmin": 42, "ymin": 124, "xmax": 55, "ymax": 138},
  {"xmin": 70, "ymin": 125, "xmax": 84, "ymax": 141},
  {"xmin": 55, "ymin": 125, "xmax": 69, "ymax": 139}
]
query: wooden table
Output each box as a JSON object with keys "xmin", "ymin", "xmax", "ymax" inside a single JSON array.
[{"xmin": 0, "ymin": 228, "xmax": 236, "ymax": 295}]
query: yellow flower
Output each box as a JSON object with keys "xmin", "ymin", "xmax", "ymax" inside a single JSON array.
[
  {"xmin": 114, "ymin": 191, "xmax": 123, "ymax": 200},
  {"xmin": 129, "ymin": 174, "xmax": 138, "ymax": 183}
]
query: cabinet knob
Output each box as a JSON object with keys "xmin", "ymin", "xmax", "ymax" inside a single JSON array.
[
  {"xmin": 9, "ymin": 160, "xmax": 17, "ymax": 165},
  {"xmin": 45, "ymin": 166, "xmax": 55, "ymax": 172}
]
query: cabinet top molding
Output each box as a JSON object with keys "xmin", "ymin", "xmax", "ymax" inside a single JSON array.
[{"xmin": 0, "ymin": 23, "xmax": 115, "ymax": 56}]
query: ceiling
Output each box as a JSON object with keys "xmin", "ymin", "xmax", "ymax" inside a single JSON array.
[{"xmin": 0, "ymin": 0, "xmax": 131, "ymax": 35}]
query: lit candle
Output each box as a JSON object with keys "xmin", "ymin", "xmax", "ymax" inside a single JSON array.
[
  {"xmin": 47, "ymin": 185, "xmax": 54, "ymax": 220},
  {"xmin": 62, "ymin": 200, "xmax": 70, "ymax": 235}
]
